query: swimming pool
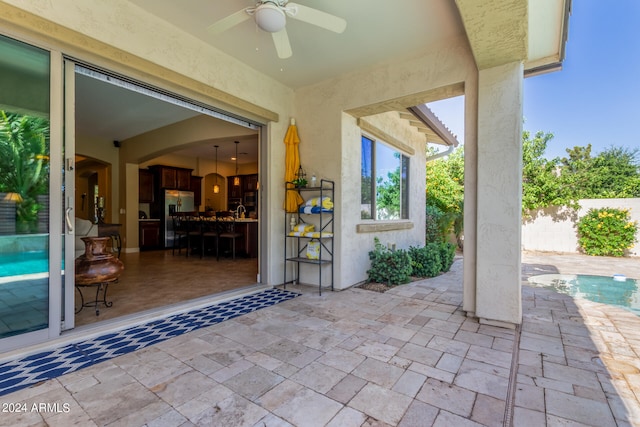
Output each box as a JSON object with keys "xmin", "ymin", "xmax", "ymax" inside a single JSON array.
[
  {"xmin": 528, "ymin": 274, "xmax": 640, "ymax": 316},
  {"xmin": 0, "ymin": 251, "xmax": 50, "ymax": 277}
]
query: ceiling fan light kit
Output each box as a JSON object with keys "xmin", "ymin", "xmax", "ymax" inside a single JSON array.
[
  {"xmin": 208, "ymin": 1, "xmax": 346, "ymax": 59},
  {"xmin": 253, "ymin": 3, "xmax": 287, "ymax": 33}
]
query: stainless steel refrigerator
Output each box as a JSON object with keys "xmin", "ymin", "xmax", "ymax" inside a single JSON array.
[{"xmin": 163, "ymin": 189, "xmax": 195, "ymax": 247}]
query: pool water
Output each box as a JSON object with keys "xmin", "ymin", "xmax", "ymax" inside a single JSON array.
[
  {"xmin": 0, "ymin": 251, "xmax": 50, "ymax": 277},
  {"xmin": 529, "ymin": 274, "xmax": 640, "ymax": 316}
]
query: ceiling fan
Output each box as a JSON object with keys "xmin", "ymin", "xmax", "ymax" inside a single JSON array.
[{"xmin": 208, "ymin": 1, "xmax": 347, "ymax": 59}]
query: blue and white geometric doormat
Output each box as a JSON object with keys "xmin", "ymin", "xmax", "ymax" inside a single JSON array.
[{"xmin": 0, "ymin": 288, "xmax": 298, "ymax": 397}]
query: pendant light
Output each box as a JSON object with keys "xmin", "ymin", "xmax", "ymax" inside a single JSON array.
[
  {"xmin": 213, "ymin": 145, "xmax": 220, "ymax": 194},
  {"xmin": 233, "ymin": 141, "xmax": 240, "ymax": 186}
]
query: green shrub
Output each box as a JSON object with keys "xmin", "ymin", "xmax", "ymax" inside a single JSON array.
[
  {"xmin": 408, "ymin": 244, "xmax": 442, "ymax": 277},
  {"xmin": 577, "ymin": 207, "xmax": 637, "ymax": 257},
  {"xmin": 367, "ymin": 238, "xmax": 412, "ymax": 285},
  {"xmin": 425, "ymin": 204, "xmax": 449, "ymax": 243},
  {"xmin": 439, "ymin": 242, "xmax": 457, "ymax": 272}
]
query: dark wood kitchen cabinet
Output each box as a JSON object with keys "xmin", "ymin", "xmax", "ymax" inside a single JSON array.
[
  {"xmin": 176, "ymin": 169, "xmax": 192, "ymax": 190},
  {"xmin": 139, "ymin": 220, "xmax": 161, "ymax": 249},
  {"xmin": 190, "ymin": 176, "xmax": 203, "ymax": 206},
  {"xmin": 243, "ymin": 174, "xmax": 258, "ymax": 192},
  {"xmin": 149, "ymin": 165, "xmax": 193, "ymax": 190},
  {"xmin": 228, "ymin": 176, "xmax": 243, "ymax": 198},
  {"xmin": 139, "ymin": 169, "xmax": 154, "ymax": 203}
]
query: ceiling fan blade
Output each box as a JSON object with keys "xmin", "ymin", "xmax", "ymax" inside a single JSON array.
[
  {"xmin": 286, "ymin": 2, "xmax": 347, "ymax": 33},
  {"xmin": 207, "ymin": 9, "xmax": 252, "ymax": 35},
  {"xmin": 272, "ymin": 28, "xmax": 293, "ymax": 59}
]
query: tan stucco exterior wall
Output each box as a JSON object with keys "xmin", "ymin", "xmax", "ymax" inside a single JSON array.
[
  {"xmin": 293, "ymin": 37, "xmax": 477, "ymax": 288},
  {"xmin": 2, "ymin": 1, "xmax": 525, "ymax": 325}
]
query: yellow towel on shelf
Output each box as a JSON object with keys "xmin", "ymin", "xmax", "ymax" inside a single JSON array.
[
  {"xmin": 305, "ymin": 197, "xmax": 333, "ymax": 210},
  {"xmin": 293, "ymin": 223, "xmax": 314, "ymax": 232},
  {"xmin": 303, "ymin": 231, "xmax": 333, "ymax": 238}
]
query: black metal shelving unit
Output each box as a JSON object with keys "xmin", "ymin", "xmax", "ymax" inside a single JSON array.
[{"xmin": 284, "ymin": 179, "xmax": 334, "ymax": 295}]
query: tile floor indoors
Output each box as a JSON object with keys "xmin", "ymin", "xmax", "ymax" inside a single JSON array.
[
  {"xmin": 75, "ymin": 250, "xmax": 259, "ymax": 327},
  {"xmin": 0, "ymin": 252, "xmax": 638, "ymax": 426}
]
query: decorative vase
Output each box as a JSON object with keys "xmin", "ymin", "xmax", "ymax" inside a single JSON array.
[{"xmin": 75, "ymin": 236, "xmax": 124, "ymax": 285}]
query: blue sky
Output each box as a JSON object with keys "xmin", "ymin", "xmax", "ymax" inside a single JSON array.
[{"xmin": 429, "ymin": 1, "xmax": 640, "ymax": 160}]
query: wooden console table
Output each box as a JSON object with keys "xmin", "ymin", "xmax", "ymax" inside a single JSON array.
[{"xmin": 98, "ymin": 223, "xmax": 122, "ymax": 258}]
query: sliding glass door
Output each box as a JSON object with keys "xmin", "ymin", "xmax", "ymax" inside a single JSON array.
[{"xmin": 0, "ymin": 34, "xmax": 66, "ymax": 350}]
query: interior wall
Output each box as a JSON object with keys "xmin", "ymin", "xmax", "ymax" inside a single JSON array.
[
  {"xmin": 203, "ymin": 174, "xmax": 226, "ymax": 212},
  {"xmin": 75, "ymin": 133, "xmax": 119, "ymax": 222}
]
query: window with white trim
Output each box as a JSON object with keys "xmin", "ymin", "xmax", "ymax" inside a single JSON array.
[{"xmin": 361, "ymin": 135, "xmax": 409, "ymax": 220}]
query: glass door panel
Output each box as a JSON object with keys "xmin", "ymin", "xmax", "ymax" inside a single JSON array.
[{"xmin": 0, "ymin": 35, "xmax": 51, "ymax": 340}]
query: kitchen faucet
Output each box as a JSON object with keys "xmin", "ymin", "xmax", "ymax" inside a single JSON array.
[{"xmin": 236, "ymin": 204, "xmax": 246, "ymax": 219}]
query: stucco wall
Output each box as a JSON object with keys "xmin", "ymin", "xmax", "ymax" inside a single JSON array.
[
  {"xmin": 522, "ymin": 198, "xmax": 640, "ymax": 257},
  {"xmin": 2, "ymin": 1, "xmax": 479, "ymax": 290},
  {"xmin": 294, "ymin": 36, "xmax": 477, "ymax": 289}
]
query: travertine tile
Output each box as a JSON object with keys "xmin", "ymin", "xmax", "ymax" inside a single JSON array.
[
  {"xmin": 189, "ymin": 394, "xmax": 268, "ymax": 427},
  {"xmin": 353, "ymin": 340, "xmax": 399, "ymax": 362},
  {"xmin": 545, "ymin": 389, "xmax": 617, "ymax": 427},
  {"xmin": 223, "ymin": 365, "xmax": 284, "ymax": 402},
  {"xmin": 415, "ymin": 378, "xmax": 476, "ymax": 417},
  {"xmin": 326, "ymin": 374, "xmax": 367, "ymax": 404},
  {"xmin": 290, "ymin": 361, "xmax": 347, "ymax": 394},
  {"xmin": 409, "ymin": 361, "xmax": 455, "ymax": 383},
  {"xmin": 317, "ymin": 347, "xmax": 366, "ymax": 373},
  {"xmin": 325, "ymin": 406, "xmax": 367, "ymax": 427},
  {"xmin": 273, "ymin": 387, "xmax": 343, "ymax": 427},
  {"xmin": 470, "ymin": 393, "xmax": 505, "ymax": 427},
  {"xmin": 513, "ymin": 407, "xmax": 546, "ymax": 427},
  {"xmin": 514, "ymin": 382, "xmax": 545, "ymax": 411},
  {"xmin": 392, "ymin": 370, "xmax": 426, "ymax": 398},
  {"xmin": 398, "ymin": 400, "xmax": 439, "ymax": 427},
  {"xmin": 432, "ymin": 410, "xmax": 485, "ymax": 427},
  {"xmin": 151, "ymin": 369, "xmax": 221, "ymax": 407},
  {"xmin": 454, "ymin": 362, "xmax": 509, "ymax": 400},
  {"xmin": 349, "ymin": 383, "xmax": 413, "ymax": 426},
  {"xmin": 352, "ymin": 358, "xmax": 405, "ymax": 389}
]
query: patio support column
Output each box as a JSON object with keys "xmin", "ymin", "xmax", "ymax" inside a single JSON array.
[{"xmin": 475, "ymin": 61, "xmax": 523, "ymax": 327}]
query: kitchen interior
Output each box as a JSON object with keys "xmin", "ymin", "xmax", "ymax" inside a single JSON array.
[{"xmin": 73, "ymin": 69, "xmax": 261, "ymax": 327}]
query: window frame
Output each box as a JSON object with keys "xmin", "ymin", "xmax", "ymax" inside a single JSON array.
[{"xmin": 361, "ymin": 133, "xmax": 410, "ymax": 221}]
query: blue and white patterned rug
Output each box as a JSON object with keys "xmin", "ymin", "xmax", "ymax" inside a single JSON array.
[{"xmin": 0, "ymin": 288, "xmax": 299, "ymax": 397}]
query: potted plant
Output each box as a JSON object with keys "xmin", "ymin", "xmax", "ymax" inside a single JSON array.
[{"xmin": 292, "ymin": 177, "xmax": 308, "ymax": 188}]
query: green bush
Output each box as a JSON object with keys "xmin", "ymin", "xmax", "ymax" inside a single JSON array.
[
  {"xmin": 439, "ymin": 242, "xmax": 457, "ymax": 272},
  {"xmin": 577, "ymin": 207, "xmax": 637, "ymax": 257},
  {"xmin": 425, "ymin": 204, "xmax": 449, "ymax": 243},
  {"xmin": 408, "ymin": 244, "xmax": 442, "ymax": 277},
  {"xmin": 367, "ymin": 238, "xmax": 412, "ymax": 285}
]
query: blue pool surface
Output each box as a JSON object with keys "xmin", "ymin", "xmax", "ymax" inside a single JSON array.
[
  {"xmin": 529, "ymin": 274, "xmax": 640, "ymax": 316},
  {"xmin": 0, "ymin": 251, "xmax": 51, "ymax": 277}
]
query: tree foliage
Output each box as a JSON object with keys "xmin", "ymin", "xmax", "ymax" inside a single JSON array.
[
  {"xmin": 560, "ymin": 144, "xmax": 640, "ymax": 198},
  {"xmin": 426, "ymin": 130, "xmax": 640, "ymax": 228},
  {"xmin": 521, "ymin": 130, "xmax": 578, "ymax": 212},
  {"xmin": 0, "ymin": 111, "xmax": 50, "ymax": 232},
  {"xmin": 425, "ymin": 148, "xmax": 464, "ymax": 243},
  {"xmin": 375, "ymin": 165, "xmax": 400, "ymax": 219}
]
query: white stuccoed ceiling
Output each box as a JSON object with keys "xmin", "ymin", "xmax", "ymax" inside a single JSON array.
[
  {"xmin": 75, "ymin": 1, "xmax": 569, "ymax": 160},
  {"xmin": 129, "ymin": 0, "xmax": 465, "ymax": 88}
]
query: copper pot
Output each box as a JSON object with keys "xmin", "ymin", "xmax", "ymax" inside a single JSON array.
[{"xmin": 75, "ymin": 237, "xmax": 124, "ymax": 285}]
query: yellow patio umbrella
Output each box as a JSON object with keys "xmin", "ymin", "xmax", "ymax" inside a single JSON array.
[{"xmin": 284, "ymin": 118, "xmax": 304, "ymax": 212}]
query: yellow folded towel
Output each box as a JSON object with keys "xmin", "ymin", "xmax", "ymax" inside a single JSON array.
[
  {"xmin": 303, "ymin": 231, "xmax": 333, "ymax": 238},
  {"xmin": 305, "ymin": 197, "xmax": 333, "ymax": 209},
  {"xmin": 293, "ymin": 223, "xmax": 314, "ymax": 232}
]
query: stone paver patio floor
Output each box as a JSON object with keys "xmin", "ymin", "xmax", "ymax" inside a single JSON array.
[{"xmin": 1, "ymin": 252, "xmax": 639, "ymax": 426}]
